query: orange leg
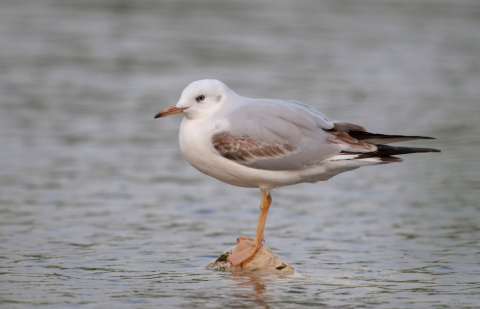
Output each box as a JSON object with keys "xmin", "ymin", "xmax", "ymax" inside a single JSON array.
[{"xmin": 228, "ymin": 189, "xmax": 272, "ymax": 266}]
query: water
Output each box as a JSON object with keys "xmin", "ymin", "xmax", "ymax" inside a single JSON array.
[{"xmin": 1, "ymin": 0, "xmax": 480, "ymax": 308}]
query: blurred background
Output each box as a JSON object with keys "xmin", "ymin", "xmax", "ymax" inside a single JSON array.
[{"xmin": 1, "ymin": 0, "xmax": 479, "ymax": 308}]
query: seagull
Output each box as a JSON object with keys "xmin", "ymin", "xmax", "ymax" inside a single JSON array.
[{"xmin": 155, "ymin": 79, "xmax": 440, "ymax": 266}]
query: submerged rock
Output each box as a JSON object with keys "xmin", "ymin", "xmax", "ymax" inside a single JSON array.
[{"xmin": 206, "ymin": 245, "xmax": 295, "ymax": 275}]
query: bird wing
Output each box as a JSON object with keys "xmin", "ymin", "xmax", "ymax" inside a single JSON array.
[
  {"xmin": 211, "ymin": 99, "xmax": 354, "ymax": 171},
  {"xmin": 210, "ymin": 99, "xmax": 440, "ymax": 171}
]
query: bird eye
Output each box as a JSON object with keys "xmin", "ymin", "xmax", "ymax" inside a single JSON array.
[{"xmin": 196, "ymin": 95, "xmax": 205, "ymax": 102}]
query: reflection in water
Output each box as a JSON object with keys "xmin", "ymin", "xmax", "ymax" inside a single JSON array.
[{"xmin": 228, "ymin": 272, "xmax": 273, "ymax": 309}]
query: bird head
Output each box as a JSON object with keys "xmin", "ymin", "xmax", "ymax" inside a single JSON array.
[{"xmin": 155, "ymin": 79, "xmax": 234, "ymax": 120}]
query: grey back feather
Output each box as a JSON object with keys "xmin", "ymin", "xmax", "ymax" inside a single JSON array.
[{"xmin": 218, "ymin": 99, "xmax": 343, "ymax": 170}]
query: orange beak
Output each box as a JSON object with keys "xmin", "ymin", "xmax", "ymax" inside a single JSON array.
[{"xmin": 154, "ymin": 106, "xmax": 187, "ymax": 119}]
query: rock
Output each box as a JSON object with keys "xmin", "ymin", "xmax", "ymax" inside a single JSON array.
[{"xmin": 206, "ymin": 245, "xmax": 295, "ymax": 275}]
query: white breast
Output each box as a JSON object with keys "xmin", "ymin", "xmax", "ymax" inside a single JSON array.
[{"xmin": 179, "ymin": 117, "xmax": 302, "ymax": 189}]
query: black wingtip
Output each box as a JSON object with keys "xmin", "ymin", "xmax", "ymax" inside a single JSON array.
[
  {"xmin": 416, "ymin": 147, "xmax": 441, "ymax": 153},
  {"xmin": 355, "ymin": 145, "xmax": 441, "ymax": 159}
]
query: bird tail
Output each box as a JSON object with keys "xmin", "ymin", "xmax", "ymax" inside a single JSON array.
[{"xmin": 332, "ymin": 142, "xmax": 441, "ymax": 163}]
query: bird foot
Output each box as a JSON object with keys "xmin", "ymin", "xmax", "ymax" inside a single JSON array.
[
  {"xmin": 236, "ymin": 236, "xmax": 254, "ymax": 243},
  {"xmin": 227, "ymin": 237, "xmax": 262, "ymax": 266}
]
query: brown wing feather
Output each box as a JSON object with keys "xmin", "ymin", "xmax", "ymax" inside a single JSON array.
[
  {"xmin": 326, "ymin": 130, "xmax": 377, "ymax": 152},
  {"xmin": 211, "ymin": 131, "xmax": 297, "ymax": 163}
]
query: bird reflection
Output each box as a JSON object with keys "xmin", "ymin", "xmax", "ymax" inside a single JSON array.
[{"xmin": 226, "ymin": 272, "xmax": 276, "ymax": 309}]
